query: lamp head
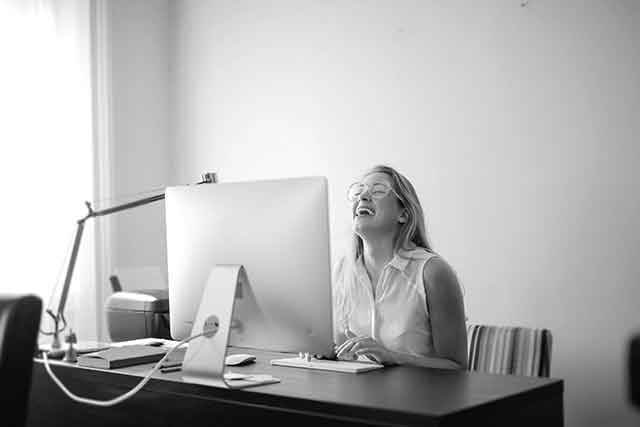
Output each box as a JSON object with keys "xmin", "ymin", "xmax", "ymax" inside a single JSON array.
[{"xmin": 200, "ymin": 172, "xmax": 218, "ymax": 184}]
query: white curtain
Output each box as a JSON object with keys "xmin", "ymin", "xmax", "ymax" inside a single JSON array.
[{"xmin": 0, "ymin": 0, "xmax": 97, "ymax": 341}]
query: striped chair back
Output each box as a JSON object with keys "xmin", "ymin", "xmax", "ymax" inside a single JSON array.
[{"xmin": 466, "ymin": 323, "xmax": 552, "ymax": 377}]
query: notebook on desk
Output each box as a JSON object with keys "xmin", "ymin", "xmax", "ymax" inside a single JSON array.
[
  {"xmin": 270, "ymin": 357, "xmax": 384, "ymax": 373},
  {"xmin": 77, "ymin": 345, "xmax": 167, "ymax": 369}
]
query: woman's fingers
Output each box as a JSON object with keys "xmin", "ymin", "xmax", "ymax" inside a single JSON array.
[
  {"xmin": 335, "ymin": 341, "xmax": 354, "ymax": 358},
  {"xmin": 336, "ymin": 335, "xmax": 366, "ymax": 356},
  {"xmin": 336, "ymin": 340, "xmax": 359, "ymax": 358},
  {"xmin": 355, "ymin": 349, "xmax": 382, "ymax": 364},
  {"xmin": 336, "ymin": 332, "xmax": 384, "ymax": 361},
  {"xmin": 338, "ymin": 338, "xmax": 379, "ymax": 359},
  {"xmin": 336, "ymin": 336, "xmax": 371, "ymax": 358},
  {"xmin": 335, "ymin": 338, "xmax": 355, "ymax": 356},
  {"xmin": 350, "ymin": 339, "xmax": 376, "ymax": 353},
  {"xmin": 335, "ymin": 328, "xmax": 359, "ymax": 356}
]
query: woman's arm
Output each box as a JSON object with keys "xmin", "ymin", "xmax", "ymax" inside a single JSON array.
[
  {"xmin": 420, "ymin": 256, "xmax": 468, "ymax": 369},
  {"xmin": 390, "ymin": 351, "xmax": 463, "ymax": 369}
]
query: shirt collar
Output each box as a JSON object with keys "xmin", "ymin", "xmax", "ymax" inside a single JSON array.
[
  {"xmin": 356, "ymin": 250, "xmax": 413, "ymax": 278},
  {"xmin": 388, "ymin": 252, "xmax": 411, "ymax": 273}
]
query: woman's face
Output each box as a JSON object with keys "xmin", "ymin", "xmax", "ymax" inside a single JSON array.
[{"xmin": 351, "ymin": 172, "xmax": 405, "ymax": 238}]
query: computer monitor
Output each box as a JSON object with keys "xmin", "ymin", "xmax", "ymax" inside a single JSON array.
[{"xmin": 165, "ymin": 176, "xmax": 333, "ymax": 356}]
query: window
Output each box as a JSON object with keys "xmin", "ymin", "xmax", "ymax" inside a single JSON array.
[{"xmin": 0, "ymin": 0, "xmax": 97, "ymax": 341}]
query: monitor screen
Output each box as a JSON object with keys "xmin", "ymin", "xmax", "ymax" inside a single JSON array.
[{"xmin": 165, "ymin": 176, "xmax": 333, "ymax": 356}]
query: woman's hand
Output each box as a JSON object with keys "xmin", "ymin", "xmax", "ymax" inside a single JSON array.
[{"xmin": 335, "ymin": 329, "xmax": 397, "ymax": 365}]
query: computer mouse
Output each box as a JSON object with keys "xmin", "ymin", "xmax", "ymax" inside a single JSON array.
[{"xmin": 225, "ymin": 353, "xmax": 256, "ymax": 366}]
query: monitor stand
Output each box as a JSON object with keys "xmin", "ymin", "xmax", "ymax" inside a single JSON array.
[{"xmin": 181, "ymin": 265, "xmax": 280, "ymax": 389}]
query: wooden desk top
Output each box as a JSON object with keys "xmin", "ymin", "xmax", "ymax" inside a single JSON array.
[{"xmin": 34, "ymin": 347, "xmax": 563, "ymax": 425}]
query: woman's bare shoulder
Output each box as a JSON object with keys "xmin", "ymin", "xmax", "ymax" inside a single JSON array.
[{"xmin": 423, "ymin": 255, "xmax": 459, "ymax": 290}]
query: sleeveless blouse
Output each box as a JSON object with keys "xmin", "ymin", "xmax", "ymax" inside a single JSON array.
[{"xmin": 333, "ymin": 248, "xmax": 438, "ymax": 357}]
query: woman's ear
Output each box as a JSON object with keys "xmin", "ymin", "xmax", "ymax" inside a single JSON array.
[{"xmin": 398, "ymin": 210, "xmax": 408, "ymax": 224}]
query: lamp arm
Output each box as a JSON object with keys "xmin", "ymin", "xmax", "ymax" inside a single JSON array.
[
  {"xmin": 54, "ymin": 193, "xmax": 166, "ymax": 323},
  {"xmin": 56, "ymin": 217, "xmax": 87, "ymax": 319},
  {"xmin": 48, "ymin": 172, "xmax": 217, "ymax": 348},
  {"xmin": 90, "ymin": 193, "xmax": 165, "ymax": 218}
]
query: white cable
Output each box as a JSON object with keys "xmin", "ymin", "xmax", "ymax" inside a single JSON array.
[{"xmin": 42, "ymin": 332, "xmax": 208, "ymax": 407}]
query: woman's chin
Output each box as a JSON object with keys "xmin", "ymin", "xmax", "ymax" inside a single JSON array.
[{"xmin": 353, "ymin": 217, "xmax": 377, "ymax": 234}]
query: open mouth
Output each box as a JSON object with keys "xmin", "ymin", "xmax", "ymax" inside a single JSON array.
[{"xmin": 356, "ymin": 206, "xmax": 376, "ymax": 217}]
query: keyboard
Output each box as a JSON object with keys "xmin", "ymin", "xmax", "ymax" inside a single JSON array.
[{"xmin": 270, "ymin": 357, "xmax": 384, "ymax": 373}]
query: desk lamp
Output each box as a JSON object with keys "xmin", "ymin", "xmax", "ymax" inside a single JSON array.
[{"xmin": 42, "ymin": 172, "xmax": 218, "ymax": 349}]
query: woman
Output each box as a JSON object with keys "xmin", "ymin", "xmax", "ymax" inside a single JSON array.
[{"xmin": 333, "ymin": 165, "xmax": 467, "ymax": 369}]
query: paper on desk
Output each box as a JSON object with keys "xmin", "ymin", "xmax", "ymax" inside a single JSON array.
[
  {"xmin": 224, "ymin": 371, "xmax": 279, "ymax": 383},
  {"xmin": 224, "ymin": 372, "xmax": 249, "ymax": 380},
  {"xmin": 110, "ymin": 338, "xmax": 186, "ymax": 349}
]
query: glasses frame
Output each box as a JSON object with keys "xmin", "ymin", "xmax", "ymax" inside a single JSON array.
[{"xmin": 346, "ymin": 182, "xmax": 401, "ymax": 202}]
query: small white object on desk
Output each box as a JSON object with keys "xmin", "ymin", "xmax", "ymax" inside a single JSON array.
[
  {"xmin": 225, "ymin": 353, "xmax": 256, "ymax": 366},
  {"xmin": 222, "ymin": 371, "xmax": 281, "ymax": 388}
]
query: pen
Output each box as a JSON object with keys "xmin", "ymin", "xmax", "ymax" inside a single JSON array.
[
  {"xmin": 160, "ymin": 361, "xmax": 182, "ymax": 369},
  {"xmin": 160, "ymin": 366, "xmax": 182, "ymax": 374}
]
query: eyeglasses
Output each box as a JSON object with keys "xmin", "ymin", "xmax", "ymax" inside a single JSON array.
[{"xmin": 346, "ymin": 182, "xmax": 399, "ymax": 202}]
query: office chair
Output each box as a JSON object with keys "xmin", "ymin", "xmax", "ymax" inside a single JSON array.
[
  {"xmin": 630, "ymin": 333, "xmax": 640, "ymax": 409},
  {"xmin": 466, "ymin": 323, "xmax": 552, "ymax": 377},
  {"xmin": 0, "ymin": 294, "xmax": 42, "ymax": 427}
]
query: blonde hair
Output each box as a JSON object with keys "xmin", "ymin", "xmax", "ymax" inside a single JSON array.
[{"xmin": 350, "ymin": 165, "xmax": 433, "ymax": 261}]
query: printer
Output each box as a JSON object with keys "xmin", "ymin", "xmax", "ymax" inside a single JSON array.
[{"xmin": 105, "ymin": 289, "xmax": 171, "ymax": 341}]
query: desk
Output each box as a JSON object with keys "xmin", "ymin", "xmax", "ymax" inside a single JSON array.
[{"xmin": 27, "ymin": 349, "xmax": 563, "ymax": 426}]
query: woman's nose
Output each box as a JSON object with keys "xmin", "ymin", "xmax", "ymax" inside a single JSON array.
[{"xmin": 359, "ymin": 189, "xmax": 372, "ymax": 201}]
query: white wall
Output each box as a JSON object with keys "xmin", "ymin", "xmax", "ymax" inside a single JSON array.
[
  {"xmin": 107, "ymin": 0, "xmax": 170, "ymax": 296},
  {"xmin": 167, "ymin": 1, "xmax": 640, "ymax": 425}
]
